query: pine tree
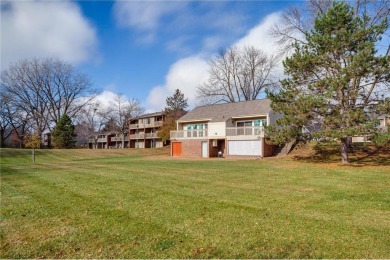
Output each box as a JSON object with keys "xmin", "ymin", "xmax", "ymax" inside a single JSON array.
[
  {"xmin": 51, "ymin": 114, "xmax": 76, "ymax": 149},
  {"xmin": 165, "ymin": 89, "xmax": 188, "ymax": 117},
  {"xmin": 267, "ymin": 2, "xmax": 389, "ymax": 163},
  {"xmin": 158, "ymin": 89, "xmax": 188, "ymax": 142}
]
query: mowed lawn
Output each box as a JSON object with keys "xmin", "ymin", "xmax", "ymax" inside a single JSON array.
[{"xmin": 1, "ymin": 148, "xmax": 389, "ymax": 258}]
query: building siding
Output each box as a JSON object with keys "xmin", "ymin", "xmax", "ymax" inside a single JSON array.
[{"xmin": 180, "ymin": 139, "xmax": 208, "ymax": 157}]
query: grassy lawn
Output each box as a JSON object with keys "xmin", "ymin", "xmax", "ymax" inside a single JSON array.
[{"xmin": 1, "ymin": 147, "xmax": 389, "ymax": 258}]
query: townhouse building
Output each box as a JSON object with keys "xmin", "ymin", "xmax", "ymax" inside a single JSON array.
[
  {"xmin": 170, "ymin": 99, "xmax": 280, "ymax": 158},
  {"xmin": 128, "ymin": 112, "xmax": 167, "ymax": 148}
]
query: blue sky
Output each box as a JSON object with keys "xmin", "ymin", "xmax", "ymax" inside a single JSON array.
[{"xmin": 2, "ymin": 0, "xmax": 299, "ymax": 111}]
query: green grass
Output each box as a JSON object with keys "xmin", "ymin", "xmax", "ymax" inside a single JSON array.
[{"xmin": 1, "ymin": 148, "xmax": 389, "ymax": 258}]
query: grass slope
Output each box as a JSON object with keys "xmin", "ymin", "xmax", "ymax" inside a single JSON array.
[{"xmin": 1, "ymin": 148, "xmax": 389, "ymax": 258}]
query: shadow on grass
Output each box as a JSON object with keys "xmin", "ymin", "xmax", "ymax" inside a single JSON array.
[
  {"xmin": 0, "ymin": 148, "xmax": 32, "ymax": 158},
  {"xmin": 292, "ymin": 142, "xmax": 390, "ymax": 166}
]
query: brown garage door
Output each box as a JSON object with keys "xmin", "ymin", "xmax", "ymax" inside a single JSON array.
[{"xmin": 172, "ymin": 142, "xmax": 182, "ymax": 156}]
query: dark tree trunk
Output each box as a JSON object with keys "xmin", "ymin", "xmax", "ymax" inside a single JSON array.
[{"xmin": 340, "ymin": 137, "xmax": 349, "ymax": 164}]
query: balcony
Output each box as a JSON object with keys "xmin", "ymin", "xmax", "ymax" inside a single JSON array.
[
  {"xmin": 170, "ymin": 129, "xmax": 208, "ymax": 139},
  {"xmin": 130, "ymin": 121, "xmax": 163, "ymax": 129},
  {"xmin": 111, "ymin": 136, "xmax": 129, "ymax": 142},
  {"xmin": 226, "ymin": 126, "xmax": 265, "ymax": 137},
  {"xmin": 145, "ymin": 133, "xmax": 158, "ymax": 138},
  {"xmin": 129, "ymin": 133, "xmax": 145, "ymax": 139}
]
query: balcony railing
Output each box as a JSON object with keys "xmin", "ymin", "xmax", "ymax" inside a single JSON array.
[
  {"xmin": 130, "ymin": 121, "xmax": 163, "ymax": 129},
  {"xmin": 170, "ymin": 129, "xmax": 208, "ymax": 139},
  {"xmin": 226, "ymin": 126, "xmax": 265, "ymax": 137},
  {"xmin": 111, "ymin": 136, "xmax": 129, "ymax": 142},
  {"xmin": 145, "ymin": 133, "xmax": 158, "ymax": 138},
  {"xmin": 129, "ymin": 133, "xmax": 145, "ymax": 139}
]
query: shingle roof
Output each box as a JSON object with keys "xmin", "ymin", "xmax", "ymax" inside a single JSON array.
[
  {"xmin": 132, "ymin": 111, "xmax": 165, "ymax": 120},
  {"xmin": 177, "ymin": 99, "xmax": 272, "ymax": 123}
]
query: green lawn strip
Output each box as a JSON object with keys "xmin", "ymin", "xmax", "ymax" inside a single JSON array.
[{"xmin": 1, "ymin": 150, "xmax": 389, "ymax": 258}]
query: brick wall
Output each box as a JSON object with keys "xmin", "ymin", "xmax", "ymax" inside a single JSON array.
[{"xmin": 181, "ymin": 139, "xmax": 207, "ymax": 157}]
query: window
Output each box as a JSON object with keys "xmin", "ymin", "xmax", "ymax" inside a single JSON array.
[
  {"xmin": 185, "ymin": 124, "xmax": 207, "ymax": 137},
  {"xmin": 237, "ymin": 121, "xmax": 252, "ymax": 127}
]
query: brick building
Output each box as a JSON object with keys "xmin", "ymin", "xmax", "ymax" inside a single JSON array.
[{"xmin": 170, "ymin": 99, "xmax": 279, "ymax": 158}]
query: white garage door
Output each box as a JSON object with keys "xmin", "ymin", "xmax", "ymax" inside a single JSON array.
[{"xmin": 228, "ymin": 140, "xmax": 261, "ymax": 156}]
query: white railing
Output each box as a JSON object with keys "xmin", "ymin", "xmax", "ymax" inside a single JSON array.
[
  {"xmin": 129, "ymin": 133, "xmax": 145, "ymax": 139},
  {"xmin": 145, "ymin": 133, "xmax": 158, "ymax": 138},
  {"xmin": 170, "ymin": 129, "xmax": 208, "ymax": 139},
  {"xmin": 130, "ymin": 121, "xmax": 163, "ymax": 129},
  {"xmin": 111, "ymin": 136, "xmax": 129, "ymax": 142},
  {"xmin": 226, "ymin": 126, "xmax": 265, "ymax": 137}
]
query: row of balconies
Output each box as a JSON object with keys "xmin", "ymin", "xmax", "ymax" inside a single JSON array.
[
  {"xmin": 129, "ymin": 133, "xmax": 158, "ymax": 139},
  {"xmin": 170, "ymin": 126, "xmax": 265, "ymax": 139},
  {"xmin": 129, "ymin": 121, "xmax": 163, "ymax": 129},
  {"xmin": 95, "ymin": 133, "xmax": 159, "ymax": 142}
]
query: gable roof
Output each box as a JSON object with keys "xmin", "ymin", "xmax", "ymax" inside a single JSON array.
[{"xmin": 177, "ymin": 99, "xmax": 272, "ymax": 123}]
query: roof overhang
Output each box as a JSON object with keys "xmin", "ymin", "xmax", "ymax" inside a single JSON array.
[
  {"xmin": 231, "ymin": 114, "xmax": 268, "ymax": 119},
  {"xmin": 177, "ymin": 119, "xmax": 212, "ymax": 123}
]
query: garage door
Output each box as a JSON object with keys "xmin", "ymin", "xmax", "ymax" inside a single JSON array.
[
  {"xmin": 172, "ymin": 142, "xmax": 182, "ymax": 156},
  {"xmin": 228, "ymin": 140, "xmax": 261, "ymax": 156}
]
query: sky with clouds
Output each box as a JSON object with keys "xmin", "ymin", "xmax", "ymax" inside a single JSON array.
[{"xmin": 1, "ymin": 0, "xmax": 300, "ymax": 112}]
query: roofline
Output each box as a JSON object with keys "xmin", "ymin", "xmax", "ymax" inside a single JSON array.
[
  {"xmin": 231, "ymin": 114, "xmax": 269, "ymax": 119},
  {"xmin": 129, "ymin": 111, "xmax": 165, "ymax": 120},
  {"xmin": 177, "ymin": 118, "xmax": 212, "ymax": 123},
  {"xmin": 194, "ymin": 98, "xmax": 270, "ymax": 109}
]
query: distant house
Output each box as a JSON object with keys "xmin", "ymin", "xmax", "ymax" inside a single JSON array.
[
  {"xmin": 43, "ymin": 133, "xmax": 52, "ymax": 148},
  {"xmin": 170, "ymin": 99, "xmax": 281, "ymax": 158},
  {"xmin": 88, "ymin": 132, "xmax": 128, "ymax": 149},
  {"xmin": 128, "ymin": 112, "xmax": 167, "ymax": 148},
  {"xmin": 87, "ymin": 111, "xmax": 168, "ymax": 149},
  {"xmin": 378, "ymin": 114, "xmax": 389, "ymax": 132}
]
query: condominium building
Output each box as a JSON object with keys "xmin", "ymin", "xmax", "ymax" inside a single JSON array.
[{"xmin": 128, "ymin": 112, "xmax": 167, "ymax": 148}]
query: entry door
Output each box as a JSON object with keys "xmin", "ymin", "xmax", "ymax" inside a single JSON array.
[
  {"xmin": 201, "ymin": 141, "xmax": 208, "ymax": 158},
  {"xmin": 172, "ymin": 142, "xmax": 182, "ymax": 156}
]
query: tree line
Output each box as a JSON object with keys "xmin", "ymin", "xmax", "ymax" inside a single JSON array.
[{"xmin": 0, "ymin": 58, "xmax": 144, "ymax": 148}]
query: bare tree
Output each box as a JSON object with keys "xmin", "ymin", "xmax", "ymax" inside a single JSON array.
[
  {"xmin": 1, "ymin": 58, "xmax": 96, "ymax": 141},
  {"xmin": 1, "ymin": 60, "xmax": 48, "ymax": 139},
  {"xmin": 75, "ymin": 102, "xmax": 112, "ymax": 149},
  {"xmin": 270, "ymin": 0, "xmax": 390, "ymax": 55},
  {"xmin": 40, "ymin": 59, "xmax": 96, "ymax": 127},
  {"xmin": 0, "ymin": 94, "xmax": 13, "ymax": 147},
  {"xmin": 198, "ymin": 46, "xmax": 279, "ymax": 104},
  {"xmin": 110, "ymin": 94, "xmax": 144, "ymax": 148},
  {"xmin": 0, "ymin": 93, "xmax": 29, "ymax": 147}
]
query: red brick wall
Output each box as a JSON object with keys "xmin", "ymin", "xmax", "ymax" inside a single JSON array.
[{"xmin": 180, "ymin": 139, "xmax": 207, "ymax": 157}]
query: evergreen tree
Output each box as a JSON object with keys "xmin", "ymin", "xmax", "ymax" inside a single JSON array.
[
  {"xmin": 165, "ymin": 89, "xmax": 188, "ymax": 117},
  {"xmin": 158, "ymin": 89, "xmax": 188, "ymax": 142},
  {"xmin": 51, "ymin": 114, "xmax": 76, "ymax": 149},
  {"xmin": 267, "ymin": 2, "xmax": 389, "ymax": 163}
]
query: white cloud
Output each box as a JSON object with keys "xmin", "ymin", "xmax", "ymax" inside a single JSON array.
[
  {"xmin": 113, "ymin": 1, "xmax": 188, "ymax": 31},
  {"xmin": 93, "ymin": 90, "xmax": 118, "ymax": 110},
  {"xmin": 146, "ymin": 56, "xmax": 209, "ymax": 112},
  {"xmin": 166, "ymin": 35, "xmax": 193, "ymax": 55},
  {"xmin": 1, "ymin": 0, "xmax": 97, "ymax": 68},
  {"xmin": 234, "ymin": 12, "xmax": 282, "ymax": 54},
  {"xmin": 202, "ymin": 36, "xmax": 223, "ymax": 52},
  {"xmin": 144, "ymin": 12, "xmax": 286, "ymax": 112},
  {"xmin": 234, "ymin": 12, "xmax": 285, "ymax": 79}
]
